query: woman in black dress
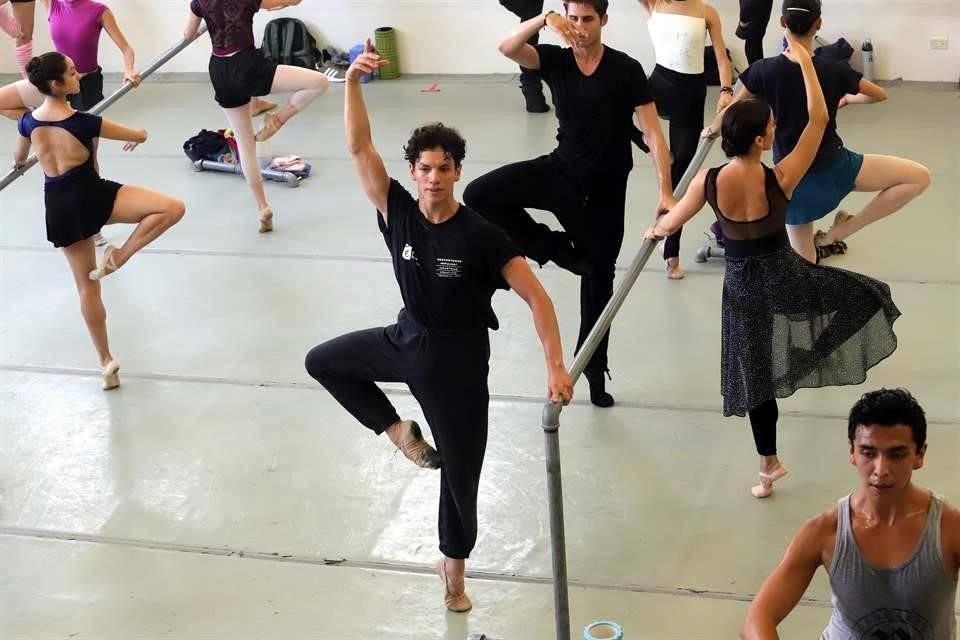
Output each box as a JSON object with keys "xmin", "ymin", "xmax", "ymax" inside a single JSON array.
[{"xmin": 645, "ymin": 38, "xmax": 899, "ymax": 498}]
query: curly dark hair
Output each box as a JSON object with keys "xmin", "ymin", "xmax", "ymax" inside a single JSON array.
[
  {"xmin": 403, "ymin": 123, "xmax": 466, "ymax": 167},
  {"xmin": 848, "ymin": 388, "xmax": 927, "ymax": 449}
]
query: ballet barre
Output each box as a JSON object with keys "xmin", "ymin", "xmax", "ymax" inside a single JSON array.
[{"xmin": 0, "ymin": 24, "xmax": 209, "ymax": 192}]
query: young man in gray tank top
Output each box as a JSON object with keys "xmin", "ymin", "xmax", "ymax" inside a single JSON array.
[{"xmin": 741, "ymin": 388, "xmax": 959, "ymax": 640}]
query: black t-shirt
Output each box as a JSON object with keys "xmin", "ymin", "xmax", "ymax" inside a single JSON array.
[
  {"xmin": 378, "ymin": 180, "xmax": 521, "ymax": 331},
  {"xmin": 535, "ymin": 44, "xmax": 654, "ymax": 177},
  {"xmin": 740, "ymin": 53, "xmax": 862, "ymax": 170}
]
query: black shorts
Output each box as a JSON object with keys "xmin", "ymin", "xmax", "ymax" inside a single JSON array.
[
  {"xmin": 208, "ymin": 47, "xmax": 277, "ymax": 109},
  {"xmin": 44, "ymin": 162, "xmax": 122, "ymax": 248},
  {"xmin": 68, "ymin": 69, "xmax": 104, "ymax": 112}
]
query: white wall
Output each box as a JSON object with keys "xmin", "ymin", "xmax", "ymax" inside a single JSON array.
[{"xmin": 1, "ymin": 0, "xmax": 958, "ymax": 82}]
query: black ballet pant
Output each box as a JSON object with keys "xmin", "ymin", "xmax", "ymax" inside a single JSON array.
[
  {"xmin": 499, "ymin": 0, "xmax": 545, "ymax": 89},
  {"xmin": 748, "ymin": 398, "xmax": 778, "ymax": 456},
  {"xmin": 304, "ymin": 310, "xmax": 490, "ymax": 560},
  {"xmin": 68, "ymin": 69, "xmax": 104, "ymax": 112},
  {"xmin": 648, "ymin": 65, "xmax": 707, "ymax": 260},
  {"xmin": 463, "ymin": 155, "xmax": 627, "ymax": 377},
  {"xmin": 737, "ymin": 0, "xmax": 774, "ymax": 65}
]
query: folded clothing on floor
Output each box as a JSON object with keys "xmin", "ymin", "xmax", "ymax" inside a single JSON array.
[{"xmin": 269, "ymin": 155, "xmax": 312, "ymax": 177}]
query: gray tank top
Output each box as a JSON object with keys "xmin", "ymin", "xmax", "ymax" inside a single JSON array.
[{"xmin": 821, "ymin": 492, "xmax": 958, "ymax": 639}]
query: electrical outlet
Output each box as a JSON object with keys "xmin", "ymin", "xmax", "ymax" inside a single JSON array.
[{"xmin": 930, "ymin": 38, "xmax": 948, "ymax": 50}]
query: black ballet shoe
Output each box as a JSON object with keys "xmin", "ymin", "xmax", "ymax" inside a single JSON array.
[
  {"xmin": 551, "ymin": 238, "xmax": 593, "ymax": 277},
  {"xmin": 549, "ymin": 231, "xmax": 593, "ymax": 277},
  {"xmin": 586, "ymin": 370, "xmax": 615, "ymax": 408},
  {"xmin": 521, "ymin": 84, "xmax": 550, "ymax": 113}
]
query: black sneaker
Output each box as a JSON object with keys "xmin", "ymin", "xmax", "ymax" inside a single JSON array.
[
  {"xmin": 551, "ymin": 236, "xmax": 593, "ymax": 277},
  {"xmin": 586, "ymin": 370, "xmax": 615, "ymax": 408},
  {"xmin": 521, "ymin": 85, "xmax": 550, "ymax": 113}
]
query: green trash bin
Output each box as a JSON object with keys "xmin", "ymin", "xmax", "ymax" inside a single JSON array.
[{"xmin": 374, "ymin": 26, "xmax": 400, "ymax": 79}]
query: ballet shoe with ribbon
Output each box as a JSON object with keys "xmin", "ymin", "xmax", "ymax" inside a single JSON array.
[{"xmin": 751, "ymin": 464, "xmax": 789, "ymax": 498}]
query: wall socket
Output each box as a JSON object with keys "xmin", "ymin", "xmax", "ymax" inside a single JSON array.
[{"xmin": 929, "ymin": 37, "xmax": 949, "ymax": 50}]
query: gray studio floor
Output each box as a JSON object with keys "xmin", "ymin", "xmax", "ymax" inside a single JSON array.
[{"xmin": 0, "ymin": 73, "xmax": 958, "ymax": 639}]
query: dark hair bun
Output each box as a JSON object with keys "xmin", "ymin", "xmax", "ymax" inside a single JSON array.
[
  {"xmin": 720, "ymin": 98, "xmax": 771, "ymax": 158},
  {"xmin": 721, "ymin": 137, "xmax": 739, "ymax": 157},
  {"xmin": 26, "ymin": 51, "xmax": 68, "ymax": 96}
]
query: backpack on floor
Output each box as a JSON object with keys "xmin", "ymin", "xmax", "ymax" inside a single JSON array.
[
  {"xmin": 261, "ymin": 18, "xmax": 323, "ymax": 70},
  {"xmin": 704, "ymin": 45, "xmax": 740, "ymax": 86},
  {"xmin": 183, "ymin": 129, "xmax": 229, "ymax": 162}
]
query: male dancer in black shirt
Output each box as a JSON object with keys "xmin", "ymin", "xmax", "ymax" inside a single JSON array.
[
  {"xmin": 464, "ymin": 0, "xmax": 675, "ymax": 407},
  {"xmin": 305, "ymin": 40, "xmax": 573, "ymax": 614}
]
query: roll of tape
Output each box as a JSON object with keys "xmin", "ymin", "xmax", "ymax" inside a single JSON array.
[{"xmin": 583, "ymin": 621, "xmax": 623, "ymax": 640}]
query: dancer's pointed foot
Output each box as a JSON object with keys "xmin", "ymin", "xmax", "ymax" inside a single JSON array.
[
  {"xmin": 258, "ymin": 207, "xmax": 274, "ymax": 233},
  {"xmin": 386, "ymin": 420, "xmax": 441, "ymax": 469},
  {"xmin": 751, "ymin": 463, "xmax": 789, "ymax": 498},
  {"xmin": 101, "ymin": 359, "xmax": 120, "ymax": 390},
  {"xmin": 254, "ymin": 113, "xmax": 285, "ymax": 142},
  {"xmin": 89, "ymin": 244, "xmax": 120, "ymax": 281},
  {"xmin": 665, "ymin": 257, "xmax": 685, "ymax": 280}
]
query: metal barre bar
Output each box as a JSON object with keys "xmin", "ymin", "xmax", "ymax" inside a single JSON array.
[
  {"xmin": 0, "ymin": 24, "xmax": 208, "ymax": 192},
  {"xmin": 538, "ymin": 75, "xmax": 744, "ymax": 634},
  {"xmin": 539, "ymin": 135, "xmax": 717, "ymax": 640},
  {"xmin": 566, "ymin": 134, "xmax": 715, "ymax": 388}
]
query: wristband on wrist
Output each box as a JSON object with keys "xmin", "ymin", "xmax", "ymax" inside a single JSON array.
[
  {"xmin": 543, "ymin": 10, "xmax": 557, "ymax": 28},
  {"xmin": 720, "ymin": 86, "xmax": 734, "ymax": 94}
]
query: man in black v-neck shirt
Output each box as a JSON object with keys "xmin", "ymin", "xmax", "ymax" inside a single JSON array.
[
  {"xmin": 305, "ymin": 41, "xmax": 573, "ymax": 614},
  {"xmin": 464, "ymin": 0, "xmax": 675, "ymax": 407}
]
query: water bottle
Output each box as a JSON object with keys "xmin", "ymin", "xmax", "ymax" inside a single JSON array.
[{"xmin": 861, "ymin": 39, "xmax": 874, "ymax": 81}]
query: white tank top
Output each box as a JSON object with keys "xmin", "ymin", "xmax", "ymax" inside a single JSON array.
[{"xmin": 647, "ymin": 11, "xmax": 707, "ymax": 75}]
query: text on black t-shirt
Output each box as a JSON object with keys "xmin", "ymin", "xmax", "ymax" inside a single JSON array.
[{"xmin": 378, "ymin": 180, "xmax": 521, "ymax": 330}]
